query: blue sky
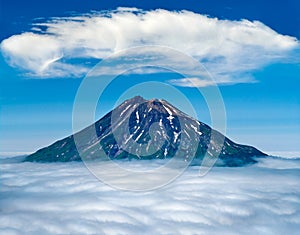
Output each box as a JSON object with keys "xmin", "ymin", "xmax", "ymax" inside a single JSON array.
[{"xmin": 0, "ymin": 0, "xmax": 299, "ymax": 155}]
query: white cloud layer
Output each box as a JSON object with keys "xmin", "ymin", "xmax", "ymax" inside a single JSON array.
[
  {"xmin": 0, "ymin": 8, "xmax": 299, "ymax": 83},
  {"xmin": 0, "ymin": 156, "xmax": 299, "ymax": 234}
]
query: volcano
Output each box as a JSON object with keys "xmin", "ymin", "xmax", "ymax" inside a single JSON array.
[{"xmin": 25, "ymin": 96, "xmax": 267, "ymax": 166}]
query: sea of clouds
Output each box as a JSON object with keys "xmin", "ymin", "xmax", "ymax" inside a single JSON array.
[{"xmin": 0, "ymin": 156, "xmax": 299, "ymax": 235}]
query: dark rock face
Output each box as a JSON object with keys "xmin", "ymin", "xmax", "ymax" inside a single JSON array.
[{"xmin": 25, "ymin": 96, "xmax": 267, "ymax": 166}]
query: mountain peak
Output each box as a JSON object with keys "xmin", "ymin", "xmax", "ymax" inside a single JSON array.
[
  {"xmin": 25, "ymin": 96, "xmax": 267, "ymax": 165},
  {"xmin": 128, "ymin": 95, "xmax": 146, "ymax": 103}
]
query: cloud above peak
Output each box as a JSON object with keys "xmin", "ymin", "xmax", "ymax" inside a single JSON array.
[{"xmin": 0, "ymin": 8, "xmax": 298, "ymax": 82}]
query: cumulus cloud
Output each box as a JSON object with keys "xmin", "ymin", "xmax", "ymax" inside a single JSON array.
[
  {"xmin": 0, "ymin": 8, "xmax": 298, "ymax": 82},
  {"xmin": 0, "ymin": 157, "xmax": 299, "ymax": 235}
]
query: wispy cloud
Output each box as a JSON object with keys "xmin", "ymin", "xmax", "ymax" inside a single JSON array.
[
  {"xmin": 167, "ymin": 76, "xmax": 257, "ymax": 87},
  {"xmin": 0, "ymin": 7, "xmax": 298, "ymax": 83}
]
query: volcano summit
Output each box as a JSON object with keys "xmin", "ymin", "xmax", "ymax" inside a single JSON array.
[{"xmin": 25, "ymin": 96, "xmax": 267, "ymax": 166}]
